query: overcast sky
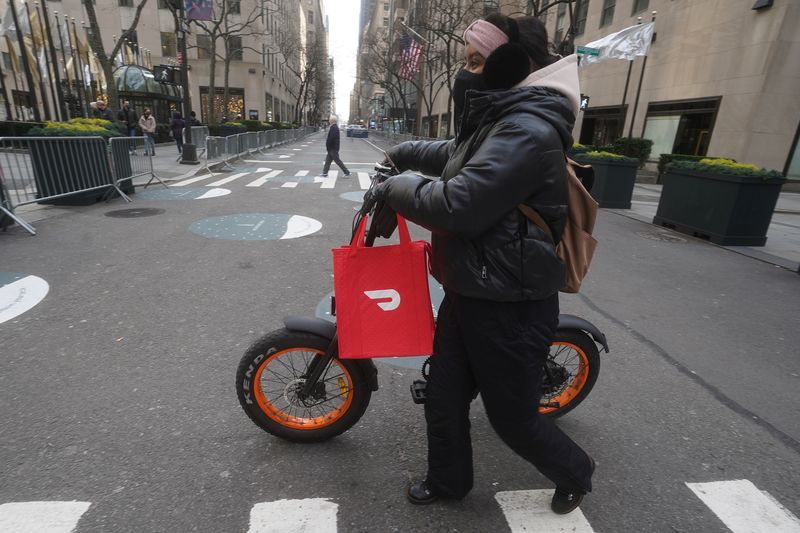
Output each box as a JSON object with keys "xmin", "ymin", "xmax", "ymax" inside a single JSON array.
[{"xmin": 324, "ymin": 0, "xmax": 359, "ymax": 121}]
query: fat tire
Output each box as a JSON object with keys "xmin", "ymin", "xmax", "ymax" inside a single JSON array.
[
  {"xmin": 236, "ymin": 328, "xmax": 373, "ymax": 443},
  {"xmin": 542, "ymin": 329, "xmax": 600, "ymax": 419}
]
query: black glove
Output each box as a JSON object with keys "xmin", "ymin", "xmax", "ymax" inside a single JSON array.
[{"xmin": 369, "ymin": 200, "xmax": 398, "ymax": 239}]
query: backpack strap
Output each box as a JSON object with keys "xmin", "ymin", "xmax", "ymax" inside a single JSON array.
[{"xmin": 518, "ymin": 203, "xmax": 554, "ymax": 243}]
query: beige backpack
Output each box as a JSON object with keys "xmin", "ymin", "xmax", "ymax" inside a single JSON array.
[{"xmin": 518, "ymin": 157, "xmax": 598, "ymax": 293}]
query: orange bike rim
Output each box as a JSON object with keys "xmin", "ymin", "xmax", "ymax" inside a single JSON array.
[
  {"xmin": 254, "ymin": 347, "xmax": 354, "ymax": 430},
  {"xmin": 539, "ymin": 341, "xmax": 589, "ymax": 414}
]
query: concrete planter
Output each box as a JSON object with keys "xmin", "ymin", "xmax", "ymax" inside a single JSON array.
[
  {"xmin": 653, "ymin": 168, "xmax": 786, "ymax": 246},
  {"xmin": 573, "ymin": 157, "xmax": 638, "ymax": 209}
]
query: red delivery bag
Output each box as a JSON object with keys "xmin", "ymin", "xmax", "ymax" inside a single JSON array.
[{"xmin": 332, "ymin": 215, "xmax": 434, "ymax": 359}]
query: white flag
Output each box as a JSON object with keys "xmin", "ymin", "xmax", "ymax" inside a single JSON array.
[
  {"xmin": 39, "ymin": 48, "xmax": 48, "ymax": 80},
  {"xmin": 579, "ymin": 21, "xmax": 655, "ymax": 67}
]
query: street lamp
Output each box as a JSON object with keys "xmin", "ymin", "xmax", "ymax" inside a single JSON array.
[{"xmin": 175, "ymin": 0, "xmax": 198, "ymax": 165}]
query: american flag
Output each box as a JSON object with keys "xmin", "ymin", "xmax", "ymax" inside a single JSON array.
[{"xmin": 399, "ymin": 35, "xmax": 423, "ymax": 80}]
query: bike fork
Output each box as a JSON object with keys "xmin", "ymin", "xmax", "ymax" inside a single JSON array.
[{"xmin": 300, "ymin": 332, "xmax": 338, "ymax": 398}]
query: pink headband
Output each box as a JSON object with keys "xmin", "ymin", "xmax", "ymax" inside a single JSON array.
[{"xmin": 464, "ymin": 19, "xmax": 509, "ymax": 59}]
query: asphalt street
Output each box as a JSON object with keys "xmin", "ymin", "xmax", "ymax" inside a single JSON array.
[{"xmin": 1, "ymin": 131, "xmax": 799, "ymax": 532}]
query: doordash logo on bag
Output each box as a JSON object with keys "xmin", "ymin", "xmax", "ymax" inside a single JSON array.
[{"xmin": 364, "ymin": 289, "xmax": 401, "ymax": 311}]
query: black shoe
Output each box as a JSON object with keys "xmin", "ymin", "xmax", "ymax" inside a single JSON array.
[
  {"xmin": 407, "ymin": 480, "xmax": 438, "ymax": 505},
  {"xmin": 551, "ymin": 457, "xmax": 595, "ymax": 515},
  {"xmin": 321, "ymin": 173, "xmax": 328, "ymax": 177},
  {"xmin": 344, "ymin": 172, "xmax": 352, "ymax": 177}
]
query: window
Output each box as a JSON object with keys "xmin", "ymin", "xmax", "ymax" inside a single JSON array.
[
  {"xmin": 2, "ymin": 52, "xmax": 12, "ymax": 71},
  {"xmin": 161, "ymin": 32, "xmax": 177, "ymax": 57},
  {"xmin": 600, "ymin": 0, "xmax": 615, "ymax": 27},
  {"xmin": 228, "ymin": 0, "xmax": 240, "ymax": 14},
  {"xmin": 384, "ymin": 2, "xmax": 389, "ymax": 10},
  {"xmin": 383, "ymin": 17, "xmax": 389, "ymax": 26},
  {"xmin": 118, "ymin": 0, "xmax": 133, "ymax": 6},
  {"xmin": 632, "ymin": 0, "xmax": 649, "ymax": 15},
  {"xmin": 574, "ymin": 0, "xmax": 589, "ymax": 36},
  {"xmin": 227, "ymin": 36, "xmax": 242, "ymax": 61},
  {"xmin": 196, "ymin": 34, "xmax": 212, "ymax": 59},
  {"xmin": 554, "ymin": 4, "xmax": 567, "ymax": 44},
  {"xmin": 307, "ymin": 10, "xmax": 313, "ymax": 24},
  {"xmin": 643, "ymin": 97, "xmax": 721, "ymax": 158}
]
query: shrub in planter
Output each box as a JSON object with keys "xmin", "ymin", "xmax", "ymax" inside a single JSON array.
[
  {"xmin": 26, "ymin": 118, "xmax": 127, "ymax": 140},
  {"xmin": 657, "ymin": 154, "xmax": 709, "ymax": 176},
  {"xmin": 208, "ymin": 123, "xmax": 246, "ymax": 136},
  {"xmin": 568, "ymin": 143, "xmax": 594, "ymax": 156},
  {"xmin": 654, "ymin": 158, "xmax": 786, "ymax": 246},
  {"xmin": 0, "ymin": 120, "xmax": 45, "ymax": 137},
  {"xmin": 572, "ymin": 151, "xmax": 639, "ymax": 209},
  {"xmin": 611, "ymin": 137, "xmax": 653, "ymax": 167}
]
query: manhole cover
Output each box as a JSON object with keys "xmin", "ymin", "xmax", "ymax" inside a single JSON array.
[
  {"xmin": 636, "ymin": 230, "xmax": 687, "ymax": 243},
  {"xmin": 105, "ymin": 208, "xmax": 166, "ymax": 218}
]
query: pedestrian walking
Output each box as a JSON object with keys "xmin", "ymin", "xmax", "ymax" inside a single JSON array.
[
  {"xmin": 93, "ymin": 100, "xmax": 114, "ymax": 121},
  {"xmin": 118, "ymin": 101, "xmax": 139, "ymax": 138},
  {"xmin": 321, "ymin": 115, "xmax": 350, "ymax": 177},
  {"xmin": 373, "ymin": 14, "xmax": 595, "ymax": 514},
  {"xmin": 188, "ymin": 111, "xmax": 201, "ymax": 127},
  {"xmin": 169, "ymin": 112, "xmax": 186, "ymax": 154},
  {"xmin": 138, "ymin": 108, "xmax": 157, "ymax": 156}
]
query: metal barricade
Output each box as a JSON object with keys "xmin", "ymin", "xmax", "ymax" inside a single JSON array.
[
  {"xmin": 0, "ymin": 136, "xmax": 131, "ymax": 235},
  {"xmin": 202, "ymin": 136, "xmax": 227, "ymax": 175},
  {"xmin": 108, "ymin": 137, "xmax": 167, "ymax": 189},
  {"xmin": 185, "ymin": 126, "xmax": 209, "ymax": 157}
]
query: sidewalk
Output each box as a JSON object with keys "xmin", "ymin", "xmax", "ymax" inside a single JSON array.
[{"xmin": 613, "ymin": 184, "xmax": 800, "ymax": 272}]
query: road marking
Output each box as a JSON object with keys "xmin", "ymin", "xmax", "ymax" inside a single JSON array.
[
  {"xmin": 247, "ymin": 499, "xmax": 337, "ymax": 533},
  {"xmin": 279, "ymin": 155, "xmax": 290, "ymax": 159},
  {"xmin": 495, "ymin": 490, "xmax": 595, "ymax": 533},
  {"xmin": 686, "ymin": 480, "xmax": 800, "ymax": 533},
  {"xmin": 295, "ymin": 170, "xmax": 309, "ymax": 176},
  {"xmin": 196, "ymin": 188, "xmax": 231, "ymax": 199},
  {"xmin": 246, "ymin": 170, "xmax": 283, "ymax": 187},
  {"xmin": 282, "ymin": 215, "xmax": 323, "ymax": 239},
  {"xmin": 281, "ymin": 182, "xmax": 298, "ymax": 188},
  {"xmin": 357, "ymin": 172, "xmax": 370, "ymax": 190},
  {"xmin": 172, "ymin": 173, "xmax": 216, "ymax": 186},
  {"xmin": 0, "ymin": 275, "xmax": 50, "ymax": 324},
  {"xmin": 320, "ymin": 170, "xmax": 337, "ymax": 189},
  {"xmin": 206, "ymin": 172, "xmax": 248, "ymax": 186},
  {"xmin": 292, "ymin": 148, "xmax": 301, "ymax": 151},
  {"xmin": 0, "ymin": 501, "xmax": 91, "ymax": 533}
]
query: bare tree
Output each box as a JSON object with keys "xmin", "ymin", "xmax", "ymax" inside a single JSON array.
[
  {"xmin": 191, "ymin": 0, "xmax": 273, "ymax": 123},
  {"xmin": 83, "ymin": 0, "xmax": 149, "ymax": 108},
  {"xmin": 273, "ymin": 30, "xmax": 326, "ymax": 124}
]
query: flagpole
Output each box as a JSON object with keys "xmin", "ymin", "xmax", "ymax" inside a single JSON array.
[
  {"xmin": 40, "ymin": 2, "xmax": 66, "ymax": 121},
  {"xmin": 628, "ymin": 11, "xmax": 656, "ymax": 138},
  {"xmin": 65, "ymin": 15, "xmax": 84, "ymax": 116},
  {"xmin": 54, "ymin": 11, "xmax": 71, "ymax": 118},
  {"xmin": 9, "ymin": 0, "xmax": 40, "ymax": 120},
  {"xmin": 35, "ymin": 1, "xmax": 61, "ymax": 121},
  {"xmin": 71, "ymin": 18, "xmax": 88, "ymax": 116},
  {"xmin": 24, "ymin": 0, "xmax": 51, "ymax": 120}
]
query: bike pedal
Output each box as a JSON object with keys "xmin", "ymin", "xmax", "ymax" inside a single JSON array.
[{"xmin": 410, "ymin": 380, "xmax": 427, "ymax": 404}]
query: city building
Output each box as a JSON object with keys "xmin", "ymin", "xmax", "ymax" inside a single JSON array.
[
  {"xmin": 540, "ymin": 0, "xmax": 799, "ymax": 179},
  {"xmin": 0, "ymin": 0, "xmax": 330, "ymax": 126}
]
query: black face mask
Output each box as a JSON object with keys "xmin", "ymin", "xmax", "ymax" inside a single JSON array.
[{"xmin": 453, "ymin": 68, "xmax": 487, "ymax": 133}]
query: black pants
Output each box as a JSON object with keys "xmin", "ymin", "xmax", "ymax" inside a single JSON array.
[
  {"xmin": 323, "ymin": 149, "xmax": 349, "ymax": 174},
  {"xmin": 425, "ymin": 291, "xmax": 593, "ymax": 499}
]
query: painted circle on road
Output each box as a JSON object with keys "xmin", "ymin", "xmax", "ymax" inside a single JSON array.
[
  {"xmin": 190, "ymin": 214, "xmax": 322, "ymax": 241},
  {"xmin": 340, "ymin": 191, "xmax": 367, "ymax": 203},
  {"xmin": 0, "ymin": 272, "xmax": 49, "ymax": 324},
  {"xmin": 138, "ymin": 187, "xmax": 231, "ymax": 200}
]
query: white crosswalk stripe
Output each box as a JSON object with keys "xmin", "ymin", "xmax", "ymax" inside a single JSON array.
[
  {"xmin": 1, "ymin": 479, "xmax": 799, "ymax": 532},
  {"xmin": 357, "ymin": 172, "xmax": 371, "ymax": 190},
  {"xmin": 496, "ymin": 490, "xmax": 595, "ymax": 532},
  {"xmin": 0, "ymin": 501, "xmax": 91, "ymax": 533},
  {"xmin": 319, "ymin": 170, "xmax": 337, "ymax": 189},
  {"xmin": 172, "ymin": 174, "xmax": 219, "ymax": 187},
  {"xmin": 246, "ymin": 170, "xmax": 283, "ymax": 187},
  {"xmin": 247, "ymin": 499, "xmax": 337, "ymax": 533},
  {"xmin": 206, "ymin": 172, "xmax": 248, "ymax": 186},
  {"xmin": 687, "ymin": 480, "xmax": 800, "ymax": 533}
]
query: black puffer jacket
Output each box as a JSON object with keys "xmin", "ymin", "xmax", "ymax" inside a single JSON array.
[{"xmin": 379, "ymin": 85, "xmax": 575, "ymax": 302}]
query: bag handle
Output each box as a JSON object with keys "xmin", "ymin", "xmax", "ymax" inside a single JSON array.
[{"xmin": 353, "ymin": 214, "xmax": 412, "ymax": 249}]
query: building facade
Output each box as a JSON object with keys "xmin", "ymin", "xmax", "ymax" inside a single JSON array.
[
  {"xmin": 0, "ymin": 0, "xmax": 330, "ymax": 126},
  {"xmin": 542, "ymin": 0, "xmax": 799, "ymax": 179}
]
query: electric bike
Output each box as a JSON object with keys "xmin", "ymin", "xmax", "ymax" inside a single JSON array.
[{"xmin": 236, "ymin": 164, "xmax": 609, "ymax": 443}]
